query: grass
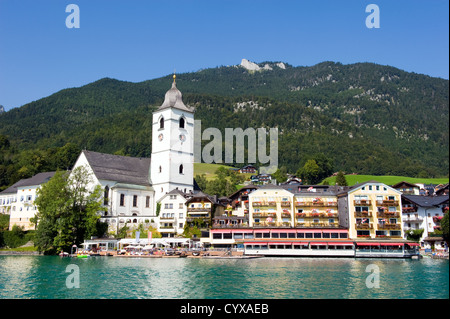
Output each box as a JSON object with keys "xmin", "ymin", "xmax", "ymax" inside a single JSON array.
[
  {"xmin": 194, "ymin": 163, "xmax": 254, "ymax": 181},
  {"xmin": 0, "ymin": 245, "xmax": 37, "ymax": 252},
  {"xmin": 322, "ymin": 174, "xmax": 449, "ymax": 186}
]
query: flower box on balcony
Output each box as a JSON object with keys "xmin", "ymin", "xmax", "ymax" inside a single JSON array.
[{"xmin": 296, "ymin": 213, "xmax": 306, "ymax": 218}]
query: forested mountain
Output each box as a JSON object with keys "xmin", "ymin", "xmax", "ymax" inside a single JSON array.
[{"xmin": 0, "ymin": 60, "xmax": 448, "ymax": 190}]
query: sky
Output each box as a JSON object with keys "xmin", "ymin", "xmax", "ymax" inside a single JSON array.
[{"xmin": 0, "ymin": 0, "xmax": 448, "ymax": 111}]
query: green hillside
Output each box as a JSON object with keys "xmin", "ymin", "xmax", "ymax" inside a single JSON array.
[
  {"xmin": 323, "ymin": 174, "xmax": 449, "ymax": 187},
  {"xmin": 0, "ymin": 60, "xmax": 448, "ymax": 190}
]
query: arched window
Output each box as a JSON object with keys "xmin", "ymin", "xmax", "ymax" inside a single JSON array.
[
  {"xmin": 103, "ymin": 186, "xmax": 109, "ymax": 205},
  {"xmin": 179, "ymin": 164, "xmax": 184, "ymax": 174},
  {"xmin": 179, "ymin": 117, "xmax": 185, "ymax": 128},
  {"xmin": 159, "ymin": 166, "xmax": 162, "ymax": 173},
  {"xmin": 159, "ymin": 117, "xmax": 164, "ymax": 129}
]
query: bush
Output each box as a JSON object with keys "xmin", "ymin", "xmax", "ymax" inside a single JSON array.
[{"xmin": 1, "ymin": 225, "xmax": 34, "ymax": 248}]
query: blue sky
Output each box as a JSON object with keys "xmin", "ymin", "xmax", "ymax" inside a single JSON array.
[{"xmin": 0, "ymin": 0, "xmax": 448, "ymax": 111}]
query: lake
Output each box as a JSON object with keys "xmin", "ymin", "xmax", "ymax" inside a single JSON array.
[{"xmin": 0, "ymin": 255, "xmax": 448, "ymax": 299}]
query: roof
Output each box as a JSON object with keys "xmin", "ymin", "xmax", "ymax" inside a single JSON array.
[
  {"xmin": 1, "ymin": 172, "xmax": 56, "ymax": 195},
  {"xmin": 82, "ymin": 150, "xmax": 151, "ymax": 186},
  {"xmin": 391, "ymin": 181, "xmax": 419, "ymax": 189},
  {"xmin": 157, "ymin": 188, "xmax": 189, "ymax": 203},
  {"xmin": 402, "ymin": 195, "xmax": 449, "ymax": 207},
  {"xmin": 157, "ymin": 79, "xmax": 193, "ymax": 113}
]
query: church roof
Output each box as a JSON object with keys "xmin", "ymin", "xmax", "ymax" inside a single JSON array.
[
  {"xmin": 157, "ymin": 76, "xmax": 193, "ymax": 113},
  {"xmin": 82, "ymin": 150, "xmax": 151, "ymax": 186}
]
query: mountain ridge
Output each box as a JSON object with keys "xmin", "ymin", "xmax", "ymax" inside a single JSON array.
[{"xmin": 0, "ymin": 60, "xmax": 448, "ymax": 179}]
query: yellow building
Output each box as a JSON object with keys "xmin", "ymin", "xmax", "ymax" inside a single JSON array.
[
  {"xmin": 340, "ymin": 181, "xmax": 404, "ymax": 240},
  {"xmin": 249, "ymin": 185, "xmax": 294, "ymax": 227},
  {"xmin": 248, "ymin": 184, "xmax": 341, "ymax": 228}
]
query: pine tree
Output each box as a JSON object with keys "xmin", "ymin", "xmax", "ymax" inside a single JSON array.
[{"xmin": 335, "ymin": 171, "xmax": 348, "ymax": 186}]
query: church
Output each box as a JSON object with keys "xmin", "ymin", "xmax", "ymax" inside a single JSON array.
[{"xmin": 70, "ymin": 75, "xmax": 195, "ymax": 234}]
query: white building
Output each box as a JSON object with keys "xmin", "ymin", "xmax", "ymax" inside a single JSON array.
[
  {"xmin": 150, "ymin": 74, "xmax": 195, "ymax": 201},
  {"xmin": 0, "ymin": 183, "xmax": 19, "ymax": 215},
  {"xmin": 401, "ymin": 194, "xmax": 449, "ymax": 244},
  {"xmin": 4, "ymin": 172, "xmax": 55, "ymax": 230},
  {"xmin": 157, "ymin": 189, "xmax": 190, "ymax": 237},
  {"xmin": 69, "ymin": 76, "xmax": 195, "ymax": 234},
  {"xmin": 71, "ymin": 150, "xmax": 155, "ymax": 234}
]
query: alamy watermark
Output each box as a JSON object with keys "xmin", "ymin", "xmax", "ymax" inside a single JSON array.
[
  {"xmin": 193, "ymin": 120, "xmax": 278, "ymax": 174},
  {"xmin": 66, "ymin": 264, "xmax": 80, "ymax": 288},
  {"xmin": 365, "ymin": 4, "xmax": 380, "ymax": 29},
  {"xmin": 65, "ymin": 4, "xmax": 80, "ymax": 29},
  {"xmin": 365, "ymin": 264, "xmax": 380, "ymax": 289}
]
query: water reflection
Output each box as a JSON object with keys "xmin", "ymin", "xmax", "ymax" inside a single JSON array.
[{"xmin": 0, "ymin": 256, "xmax": 448, "ymax": 299}]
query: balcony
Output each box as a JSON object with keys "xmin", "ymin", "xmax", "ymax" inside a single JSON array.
[
  {"xmin": 325, "ymin": 201, "xmax": 338, "ymax": 206},
  {"xmin": 377, "ymin": 223, "xmax": 401, "ymax": 230},
  {"xmin": 402, "ymin": 216, "xmax": 423, "ymax": 222},
  {"xmin": 377, "ymin": 211, "xmax": 400, "ymax": 218},
  {"xmin": 187, "ymin": 207, "xmax": 211, "ymax": 213},
  {"xmin": 281, "ymin": 212, "xmax": 291, "ymax": 218},
  {"xmin": 354, "ymin": 200, "xmax": 371, "ymax": 206},
  {"xmin": 355, "ymin": 223, "xmax": 373, "ymax": 230},
  {"xmin": 402, "ymin": 206, "xmax": 418, "ymax": 213},
  {"xmin": 295, "ymin": 201, "xmax": 311, "ymax": 206},
  {"xmin": 354, "ymin": 211, "xmax": 372, "ymax": 218},
  {"xmin": 280, "ymin": 202, "xmax": 291, "ymax": 207},
  {"xmin": 376, "ymin": 200, "xmax": 399, "ymax": 206}
]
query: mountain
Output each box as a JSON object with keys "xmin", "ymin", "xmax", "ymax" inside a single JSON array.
[{"xmin": 0, "ymin": 60, "xmax": 448, "ymax": 185}]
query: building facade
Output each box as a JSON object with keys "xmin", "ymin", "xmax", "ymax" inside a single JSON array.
[
  {"xmin": 339, "ymin": 181, "xmax": 404, "ymax": 240},
  {"xmin": 5, "ymin": 172, "xmax": 55, "ymax": 230}
]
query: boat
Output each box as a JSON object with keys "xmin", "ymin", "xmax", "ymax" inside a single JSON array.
[
  {"xmin": 76, "ymin": 254, "xmax": 89, "ymax": 258},
  {"xmin": 59, "ymin": 252, "xmax": 69, "ymax": 257},
  {"xmin": 202, "ymin": 255, "xmax": 262, "ymax": 259}
]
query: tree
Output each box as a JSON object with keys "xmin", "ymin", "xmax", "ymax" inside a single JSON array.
[
  {"xmin": 33, "ymin": 166, "xmax": 105, "ymax": 254},
  {"xmin": 272, "ymin": 167, "xmax": 288, "ymax": 184},
  {"xmin": 297, "ymin": 160, "xmax": 320, "ymax": 185},
  {"xmin": 335, "ymin": 171, "xmax": 348, "ymax": 186}
]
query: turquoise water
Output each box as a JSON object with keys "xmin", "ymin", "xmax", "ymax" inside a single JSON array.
[{"xmin": 0, "ymin": 256, "xmax": 448, "ymax": 299}]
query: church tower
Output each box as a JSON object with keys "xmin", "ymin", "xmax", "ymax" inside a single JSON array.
[{"xmin": 151, "ymin": 75, "xmax": 194, "ymax": 202}]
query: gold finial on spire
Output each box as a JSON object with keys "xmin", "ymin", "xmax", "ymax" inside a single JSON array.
[{"xmin": 173, "ymin": 69, "xmax": 176, "ymax": 83}]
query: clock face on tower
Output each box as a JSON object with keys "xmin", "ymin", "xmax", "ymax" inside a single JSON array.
[
  {"xmin": 179, "ymin": 134, "xmax": 186, "ymax": 142},
  {"xmin": 158, "ymin": 133, "xmax": 164, "ymax": 141}
]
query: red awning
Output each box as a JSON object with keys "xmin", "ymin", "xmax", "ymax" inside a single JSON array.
[
  {"xmin": 244, "ymin": 242, "xmax": 267, "ymax": 245},
  {"xmin": 270, "ymin": 229, "xmax": 297, "ymax": 233},
  {"xmin": 406, "ymin": 243, "xmax": 420, "ymax": 246},
  {"xmin": 325, "ymin": 229, "xmax": 348, "ymax": 233},
  {"xmin": 292, "ymin": 242, "xmax": 309, "ymax": 245},
  {"xmin": 297, "ymin": 229, "xmax": 322, "ymax": 233},
  {"xmin": 254, "ymin": 229, "xmax": 271, "ymax": 233},
  {"xmin": 214, "ymin": 229, "xmax": 231, "ymax": 234},
  {"xmin": 310, "ymin": 242, "xmax": 327, "ymax": 245},
  {"xmin": 238, "ymin": 229, "xmax": 254, "ymax": 233},
  {"xmin": 268, "ymin": 242, "xmax": 293, "ymax": 245},
  {"xmin": 380, "ymin": 243, "xmax": 404, "ymax": 246},
  {"xmin": 356, "ymin": 242, "xmax": 380, "ymax": 246},
  {"xmin": 327, "ymin": 242, "xmax": 354, "ymax": 246}
]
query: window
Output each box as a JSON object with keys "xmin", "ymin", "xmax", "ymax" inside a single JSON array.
[
  {"xmin": 179, "ymin": 165, "xmax": 184, "ymax": 174},
  {"xmin": 146, "ymin": 196, "xmax": 150, "ymax": 208},
  {"xmin": 120, "ymin": 194, "xmax": 125, "ymax": 206},
  {"xmin": 159, "ymin": 117, "xmax": 164, "ymax": 129},
  {"xmin": 133, "ymin": 195, "xmax": 138, "ymax": 207},
  {"xmin": 104, "ymin": 186, "xmax": 109, "ymax": 205},
  {"xmin": 179, "ymin": 213, "xmax": 183, "ymax": 218},
  {"xmin": 179, "ymin": 117, "xmax": 185, "ymax": 128},
  {"xmin": 159, "ymin": 166, "xmax": 162, "ymax": 173}
]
